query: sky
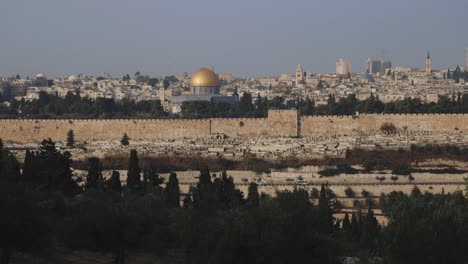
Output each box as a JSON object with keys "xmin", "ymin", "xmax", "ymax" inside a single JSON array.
[{"xmin": 1, "ymin": 0, "xmax": 468, "ymax": 78}]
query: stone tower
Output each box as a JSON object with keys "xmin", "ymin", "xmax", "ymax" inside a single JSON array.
[
  {"xmin": 295, "ymin": 64, "xmax": 304, "ymax": 86},
  {"xmin": 425, "ymin": 51, "xmax": 431, "ymax": 74}
]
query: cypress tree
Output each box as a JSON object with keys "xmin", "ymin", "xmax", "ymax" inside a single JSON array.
[
  {"xmin": 350, "ymin": 212, "xmax": 360, "ymax": 241},
  {"xmin": 66, "ymin": 129, "xmax": 75, "ymax": 147},
  {"xmin": 254, "ymin": 93, "xmax": 264, "ymax": 117},
  {"xmin": 86, "ymin": 157, "xmax": 102, "ymax": 190},
  {"xmin": 108, "ymin": 170, "xmax": 122, "ymax": 193},
  {"xmin": 126, "ymin": 149, "xmax": 141, "ymax": 190},
  {"xmin": 318, "ymin": 184, "xmax": 334, "ymax": 233},
  {"xmin": 22, "ymin": 150, "xmax": 34, "ymax": 182},
  {"xmin": 342, "ymin": 212, "xmax": 351, "ymax": 239},
  {"xmin": 193, "ymin": 168, "xmax": 214, "ymax": 209},
  {"xmin": 247, "ymin": 182, "xmax": 260, "ymax": 207},
  {"xmin": 165, "ymin": 172, "xmax": 180, "ymax": 208}
]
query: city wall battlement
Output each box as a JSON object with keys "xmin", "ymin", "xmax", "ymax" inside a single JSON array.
[{"xmin": 0, "ymin": 109, "xmax": 466, "ymax": 143}]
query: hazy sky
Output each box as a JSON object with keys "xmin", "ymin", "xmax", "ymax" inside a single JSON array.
[{"xmin": 1, "ymin": 0, "xmax": 467, "ymax": 78}]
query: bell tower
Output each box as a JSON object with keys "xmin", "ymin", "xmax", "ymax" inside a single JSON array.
[{"xmin": 425, "ymin": 51, "xmax": 431, "ymax": 74}]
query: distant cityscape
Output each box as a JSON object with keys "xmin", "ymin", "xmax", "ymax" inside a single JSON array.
[{"xmin": 1, "ymin": 49, "xmax": 467, "ymax": 115}]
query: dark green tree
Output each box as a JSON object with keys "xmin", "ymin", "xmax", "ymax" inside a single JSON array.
[
  {"xmin": 86, "ymin": 157, "xmax": 103, "ymax": 190},
  {"xmin": 342, "ymin": 212, "xmax": 351, "ymax": 239},
  {"xmin": 142, "ymin": 167, "xmax": 164, "ymax": 193},
  {"xmin": 318, "ymin": 184, "xmax": 335, "ymax": 233},
  {"xmin": 247, "ymin": 182, "xmax": 260, "ymax": 207},
  {"xmin": 66, "ymin": 129, "xmax": 75, "ymax": 147},
  {"xmin": 164, "ymin": 172, "xmax": 180, "ymax": 208},
  {"xmin": 126, "ymin": 149, "xmax": 141, "ymax": 190},
  {"xmin": 121, "ymin": 133, "xmax": 130, "ymax": 146},
  {"xmin": 108, "ymin": 170, "xmax": 122, "ymax": 193}
]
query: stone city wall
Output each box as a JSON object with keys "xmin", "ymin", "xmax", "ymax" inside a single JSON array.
[
  {"xmin": 300, "ymin": 113, "xmax": 468, "ymax": 136},
  {"xmin": 210, "ymin": 118, "xmax": 268, "ymax": 138},
  {"xmin": 0, "ymin": 119, "xmax": 211, "ymax": 143},
  {"xmin": 0, "ymin": 111, "xmax": 467, "ymax": 143}
]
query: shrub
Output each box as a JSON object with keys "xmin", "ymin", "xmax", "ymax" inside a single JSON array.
[
  {"xmin": 353, "ymin": 200, "xmax": 363, "ymax": 209},
  {"xmin": 416, "ymin": 146, "xmax": 425, "ymax": 152},
  {"xmin": 361, "ymin": 189, "xmax": 371, "ymax": 197},
  {"xmin": 365, "ymin": 197, "xmax": 374, "ymax": 207},
  {"xmin": 319, "ymin": 168, "xmax": 341, "ymax": 177},
  {"xmin": 392, "ymin": 164, "xmax": 412, "ymax": 175},
  {"xmin": 337, "ymin": 163, "xmax": 359, "ymax": 174},
  {"xmin": 424, "ymin": 144, "xmax": 433, "ymax": 152},
  {"xmin": 433, "ymin": 145, "xmax": 443, "ymax": 154},
  {"xmin": 344, "ymin": 187, "xmax": 355, "ymax": 198},
  {"xmin": 380, "ymin": 122, "xmax": 397, "ymax": 134},
  {"xmin": 363, "ymin": 159, "xmax": 388, "ymax": 172},
  {"xmin": 120, "ymin": 133, "xmax": 130, "ymax": 146},
  {"xmin": 446, "ymin": 145, "xmax": 461, "ymax": 155},
  {"xmin": 461, "ymin": 148, "xmax": 468, "ymax": 155},
  {"xmin": 310, "ymin": 188, "xmax": 320, "ymax": 199}
]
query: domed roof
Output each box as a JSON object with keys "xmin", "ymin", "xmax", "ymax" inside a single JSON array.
[
  {"xmin": 36, "ymin": 73, "xmax": 45, "ymax": 78},
  {"xmin": 68, "ymin": 75, "xmax": 79, "ymax": 81},
  {"xmin": 190, "ymin": 67, "xmax": 220, "ymax": 87}
]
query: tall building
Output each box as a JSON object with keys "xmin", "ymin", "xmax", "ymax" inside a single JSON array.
[
  {"xmin": 336, "ymin": 58, "xmax": 352, "ymax": 75},
  {"xmin": 425, "ymin": 51, "xmax": 431, "ymax": 74},
  {"xmin": 295, "ymin": 64, "xmax": 304, "ymax": 85},
  {"xmin": 367, "ymin": 58, "xmax": 392, "ymax": 75}
]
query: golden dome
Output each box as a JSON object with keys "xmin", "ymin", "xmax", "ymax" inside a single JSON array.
[{"xmin": 190, "ymin": 67, "xmax": 220, "ymax": 87}]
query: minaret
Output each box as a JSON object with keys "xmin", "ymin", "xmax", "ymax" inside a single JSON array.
[
  {"xmin": 295, "ymin": 64, "xmax": 304, "ymax": 86},
  {"xmin": 425, "ymin": 51, "xmax": 431, "ymax": 74}
]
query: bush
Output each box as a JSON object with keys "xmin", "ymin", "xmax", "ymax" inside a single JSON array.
[
  {"xmin": 365, "ymin": 197, "xmax": 374, "ymax": 207},
  {"xmin": 319, "ymin": 168, "xmax": 341, "ymax": 177},
  {"xmin": 353, "ymin": 200, "xmax": 363, "ymax": 209},
  {"xmin": 361, "ymin": 189, "xmax": 371, "ymax": 197},
  {"xmin": 461, "ymin": 148, "xmax": 468, "ymax": 155},
  {"xmin": 120, "ymin": 133, "xmax": 130, "ymax": 146},
  {"xmin": 363, "ymin": 159, "xmax": 388, "ymax": 172},
  {"xmin": 310, "ymin": 188, "xmax": 320, "ymax": 199},
  {"xmin": 344, "ymin": 187, "xmax": 355, "ymax": 198},
  {"xmin": 392, "ymin": 165, "xmax": 412, "ymax": 175},
  {"xmin": 424, "ymin": 144, "xmax": 433, "ymax": 152},
  {"xmin": 433, "ymin": 145, "xmax": 443, "ymax": 154},
  {"xmin": 416, "ymin": 146, "xmax": 425, "ymax": 152},
  {"xmin": 380, "ymin": 122, "xmax": 397, "ymax": 134},
  {"xmin": 446, "ymin": 145, "xmax": 461, "ymax": 155},
  {"xmin": 337, "ymin": 163, "xmax": 359, "ymax": 174}
]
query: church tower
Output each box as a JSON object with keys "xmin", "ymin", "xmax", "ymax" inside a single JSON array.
[
  {"xmin": 295, "ymin": 64, "xmax": 304, "ymax": 86},
  {"xmin": 425, "ymin": 51, "xmax": 431, "ymax": 74}
]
